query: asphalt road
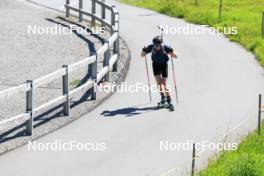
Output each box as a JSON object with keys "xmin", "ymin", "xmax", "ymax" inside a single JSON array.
[{"xmin": 0, "ymin": 0, "xmax": 264, "ymax": 176}]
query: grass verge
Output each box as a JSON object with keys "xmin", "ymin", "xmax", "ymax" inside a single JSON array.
[
  {"xmin": 198, "ymin": 121, "xmax": 264, "ymax": 176},
  {"xmin": 121, "ymin": 0, "xmax": 264, "ymax": 65}
]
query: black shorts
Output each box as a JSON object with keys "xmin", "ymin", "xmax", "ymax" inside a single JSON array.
[{"xmin": 152, "ymin": 63, "xmax": 168, "ymax": 78}]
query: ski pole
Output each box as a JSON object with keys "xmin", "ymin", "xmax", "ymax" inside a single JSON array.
[
  {"xmin": 171, "ymin": 55, "xmax": 179, "ymax": 104},
  {"xmin": 144, "ymin": 55, "xmax": 152, "ymax": 102}
]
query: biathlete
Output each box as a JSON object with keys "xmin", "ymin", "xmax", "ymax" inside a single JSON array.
[{"xmin": 141, "ymin": 36, "xmax": 177, "ymax": 108}]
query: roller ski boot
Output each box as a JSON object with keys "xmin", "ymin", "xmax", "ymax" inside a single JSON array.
[
  {"xmin": 157, "ymin": 96, "xmax": 174, "ymax": 111},
  {"xmin": 166, "ymin": 96, "xmax": 174, "ymax": 112},
  {"xmin": 157, "ymin": 96, "xmax": 167, "ymax": 108}
]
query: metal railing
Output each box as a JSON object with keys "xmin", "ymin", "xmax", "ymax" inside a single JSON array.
[{"xmin": 0, "ymin": 0, "xmax": 119, "ymax": 136}]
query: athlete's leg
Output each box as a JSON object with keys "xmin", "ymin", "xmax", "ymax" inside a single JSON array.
[
  {"xmin": 161, "ymin": 78, "xmax": 170, "ymax": 96},
  {"xmin": 153, "ymin": 63, "xmax": 165, "ymax": 97},
  {"xmin": 161, "ymin": 63, "xmax": 171, "ymax": 104},
  {"xmin": 161, "ymin": 78, "xmax": 172, "ymax": 104},
  {"xmin": 155, "ymin": 75, "xmax": 163, "ymax": 95}
]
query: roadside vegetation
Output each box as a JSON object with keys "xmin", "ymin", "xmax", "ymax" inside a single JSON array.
[
  {"xmin": 198, "ymin": 122, "xmax": 264, "ymax": 176},
  {"xmin": 121, "ymin": 0, "xmax": 264, "ymax": 65}
]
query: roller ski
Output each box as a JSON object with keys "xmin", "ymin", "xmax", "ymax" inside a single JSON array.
[{"xmin": 156, "ymin": 96, "xmax": 174, "ymax": 111}]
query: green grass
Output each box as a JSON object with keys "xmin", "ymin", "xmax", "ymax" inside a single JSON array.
[
  {"xmin": 121, "ymin": 0, "xmax": 264, "ymax": 65},
  {"xmin": 198, "ymin": 122, "xmax": 264, "ymax": 176}
]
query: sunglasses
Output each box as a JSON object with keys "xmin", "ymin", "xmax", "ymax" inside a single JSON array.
[{"xmin": 154, "ymin": 44, "xmax": 161, "ymax": 47}]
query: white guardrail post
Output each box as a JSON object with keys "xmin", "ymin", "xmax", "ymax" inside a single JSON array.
[
  {"xmin": 101, "ymin": 0, "xmax": 106, "ymax": 27},
  {"xmin": 26, "ymin": 80, "xmax": 34, "ymax": 136},
  {"xmin": 79, "ymin": 0, "xmax": 83, "ymax": 22},
  {"xmin": 62, "ymin": 65, "xmax": 70, "ymax": 116},
  {"xmin": 66, "ymin": 0, "xmax": 70, "ymax": 17},
  {"xmin": 113, "ymin": 12, "xmax": 119, "ymax": 72},
  {"xmin": 91, "ymin": 0, "xmax": 96, "ymax": 26},
  {"xmin": 103, "ymin": 41, "xmax": 110, "ymax": 81},
  {"xmin": 111, "ymin": 5, "xmax": 116, "ymax": 35},
  {"xmin": 91, "ymin": 52, "xmax": 98, "ymax": 100}
]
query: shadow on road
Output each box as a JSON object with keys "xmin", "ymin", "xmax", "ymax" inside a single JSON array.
[
  {"xmin": 0, "ymin": 104, "xmax": 65, "ymax": 144},
  {"xmin": 101, "ymin": 106, "xmax": 157, "ymax": 117}
]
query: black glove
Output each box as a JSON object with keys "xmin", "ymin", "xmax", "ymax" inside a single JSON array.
[{"xmin": 142, "ymin": 46, "xmax": 147, "ymax": 52}]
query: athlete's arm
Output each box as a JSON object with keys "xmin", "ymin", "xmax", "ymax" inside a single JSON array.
[
  {"xmin": 141, "ymin": 45, "xmax": 153, "ymax": 57},
  {"xmin": 165, "ymin": 45, "xmax": 177, "ymax": 58},
  {"xmin": 141, "ymin": 48, "xmax": 147, "ymax": 57}
]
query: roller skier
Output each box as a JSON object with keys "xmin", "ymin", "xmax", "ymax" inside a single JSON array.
[{"xmin": 141, "ymin": 36, "xmax": 177, "ymax": 111}]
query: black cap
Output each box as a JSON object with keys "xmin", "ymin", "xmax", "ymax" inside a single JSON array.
[{"xmin": 153, "ymin": 36, "xmax": 163, "ymax": 45}]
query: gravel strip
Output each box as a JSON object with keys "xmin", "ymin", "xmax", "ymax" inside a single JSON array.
[
  {"xmin": 0, "ymin": 0, "xmax": 131, "ymax": 154},
  {"xmin": 0, "ymin": 0, "xmax": 105, "ymax": 119}
]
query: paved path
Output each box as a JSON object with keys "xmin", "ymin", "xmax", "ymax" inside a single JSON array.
[{"xmin": 0, "ymin": 0, "xmax": 264, "ymax": 175}]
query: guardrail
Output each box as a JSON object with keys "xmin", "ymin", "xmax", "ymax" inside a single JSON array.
[{"xmin": 0, "ymin": 0, "xmax": 119, "ymax": 136}]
